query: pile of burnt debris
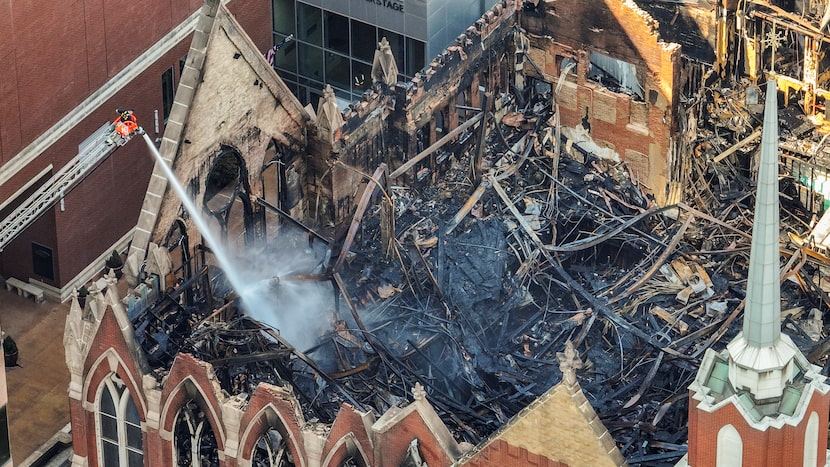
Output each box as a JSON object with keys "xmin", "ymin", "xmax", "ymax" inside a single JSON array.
[{"xmin": 132, "ymin": 76, "xmax": 830, "ymax": 466}]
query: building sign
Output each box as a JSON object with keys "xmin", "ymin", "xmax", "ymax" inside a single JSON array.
[{"xmin": 367, "ymin": 0, "xmax": 404, "ymax": 13}]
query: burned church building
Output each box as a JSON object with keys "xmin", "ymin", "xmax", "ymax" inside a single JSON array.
[{"xmin": 62, "ymin": 0, "xmax": 830, "ymax": 466}]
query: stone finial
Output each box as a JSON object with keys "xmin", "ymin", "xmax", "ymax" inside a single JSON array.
[
  {"xmin": 557, "ymin": 340, "xmax": 583, "ymax": 387},
  {"xmin": 105, "ymin": 269, "xmax": 118, "ymax": 287},
  {"xmin": 316, "ymin": 85, "xmax": 344, "ymax": 144},
  {"xmin": 412, "ymin": 382, "xmax": 426, "ymax": 401},
  {"xmin": 371, "ymin": 37, "xmax": 399, "ymax": 87}
]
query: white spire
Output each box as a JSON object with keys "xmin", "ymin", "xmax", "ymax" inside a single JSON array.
[
  {"xmin": 743, "ymin": 79, "xmax": 781, "ymax": 347},
  {"xmin": 726, "ymin": 80, "xmax": 797, "ymax": 400}
]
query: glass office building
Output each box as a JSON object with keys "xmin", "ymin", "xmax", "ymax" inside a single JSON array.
[{"xmin": 272, "ymin": 0, "xmax": 488, "ymax": 107}]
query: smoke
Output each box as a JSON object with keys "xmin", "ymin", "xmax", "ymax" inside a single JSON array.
[
  {"xmin": 144, "ymin": 133, "xmax": 333, "ymax": 351},
  {"xmin": 230, "ymin": 227, "xmax": 334, "ymax": 351}
]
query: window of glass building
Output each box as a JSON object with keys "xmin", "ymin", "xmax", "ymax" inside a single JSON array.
[
  {"xmin": 296, "ymin": 85, "xmax": 324, "ymax": 108},
  {"xmin": 298, "ymin": 43, "xmax": 324, "ymax": 82},
  {"xmin": 297, "ymin": 3, "xmax": 322, "ymax": 46},
  {"xmin": 273, "ymin": 1, "xmax": 428, "ymax": 105},
  {"xmin": 325, "ymin": 11, "xmax": 349, "ymax": 55},
  {"xmin": 353, "ymin": 60, "xmax": 372, "ymax": 93},
  {"xmin": 272, "ymin": 33, "xmax": 297, "ymax": 73},
  {"xmin": 405, "ymin": 38, "xmax": 426, "ymax": 77},
  {"xmin": 351, "ymin": 20, "xmax": 377, "ymax": 63},
  {"xmin": 272, "ymin": 0, "xmax": 295, "ymax": 35},
  {"xmin": 326, "ymin": 52, "xmax": 351, "ymax": 91}
]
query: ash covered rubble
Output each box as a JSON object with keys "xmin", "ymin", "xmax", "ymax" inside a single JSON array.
[{"xmin": 130, "ymin": 73, "xmax": 830, "ymax": 466}]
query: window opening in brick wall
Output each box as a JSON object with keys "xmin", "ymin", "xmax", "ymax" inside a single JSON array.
[
  {"xmin": 805, "ymin": 412, "xmax": 819, "ymax": 467},
  {"xmin": 162, "ymin": 66, "xmax": 175, "ymax": 123},
  {"xmin": 435, "ymin": 109, "xmax": 446, "ymax": 134},
  {"xmin": 32, "ymin": 243, "xmax": 54, "ymax": 281},
  {"xmin": 715, "ymin": 424, "xmax": 742, "ymax": 467},
  {"xmin": 558, "ymin": 55, "xmax": 577, "ymax": 77},
  {"xmin": 588, "ymin": 51, "xmax": 643, "ymax": 100}
]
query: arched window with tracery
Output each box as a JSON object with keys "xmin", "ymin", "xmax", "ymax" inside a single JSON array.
[
  {"xmin": 252, "ymin": 429, "xmax": 295, "ymax": 466},
  {"xmin": 97, "ymin": 373, "xmax": 143, "ymax": 466},
  {"xmin": 174, "ymin": 400, "xmax": 219, "ymax": 467}
]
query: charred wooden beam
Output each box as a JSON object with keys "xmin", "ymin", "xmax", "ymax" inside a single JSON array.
[
  {"xmin": 208, "ymin": 349, "xmax": 292, "ymax": 367},
  {"xmin": 389, "ymin": 112, "xmax": 484, "ymax": 179},
  {"xmin": 256, "ymin": 197, "xmax": 331, "ymax": 244},
  {"xmin": 474, "ymin": 92, "xmax": 494, "ymax": 184},
  {"xmin": 333, "ymin": 164, "xmax": 387, "ymax": 272},
  {"xmin": 608, "ymin": 215, "xmax": 693, "ymax": 305},
  {"xmin": 444, "ymin": 180, "xmax": 490, "ymax": 236},
  {"xmin": 257, "ymin": 324, "xmax": 368, "ymax": 412},
  {"xmin": 489, "ymin": 174, "xmax": 673, "ymax": 353}
]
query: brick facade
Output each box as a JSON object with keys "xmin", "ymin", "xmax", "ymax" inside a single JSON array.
[
  {"xmin": 520, "ymin": 0, "xmax": 680, "ymax": 205},
  {"xmin": 687, "ymin": 387, "xmax": 830, "ymax": 466},
  {"xmin": 65, "ymin": 291, "xmax": 476, "ymax": 467},
  {"xmin": 0, "ymin": 0, "xmax": 270, "ymax": 292},
  {"xmin": 0, "ymin": 0, "xmax": 202, "ymax": 169},
  {"xmin": 463, "ymin": 439, "xmax": 569, "ymax": 467}
]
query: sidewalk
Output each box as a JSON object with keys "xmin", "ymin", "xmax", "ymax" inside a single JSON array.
[{"xmin": 0, "ymin": 288, "xmax": 70, "ymax": 463}]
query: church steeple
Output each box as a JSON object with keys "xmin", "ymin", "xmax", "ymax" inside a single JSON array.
[
  {"xmin": 725, "ymin": 80, "xmax": 796, "ymax": 401},
  {"xmin": 682, "ymin": 80, "xmax": 830, "ymax": 467},
  {"xmin": 742, "ymin": 78, "xmax": 782, "ymax": 348}
]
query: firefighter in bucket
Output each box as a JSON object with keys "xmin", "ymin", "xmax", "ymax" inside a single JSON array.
[{"xmin": 114, "ymin": 108, "xmax": 139, "ymax": 137}]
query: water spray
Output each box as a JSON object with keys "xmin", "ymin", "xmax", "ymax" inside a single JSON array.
[{"xmin": 142, "ymin": 134, "xmax": 255, "ymax": 309}]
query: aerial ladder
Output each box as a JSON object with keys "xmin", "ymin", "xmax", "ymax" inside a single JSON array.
[{"xmin": 0, "ymin": 111, "xmax": 144, "ymax": 252}]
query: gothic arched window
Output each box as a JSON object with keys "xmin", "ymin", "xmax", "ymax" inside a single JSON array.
[
  {"xmin": 174, "ymin": 400, "xmax": 219, "ymax": 467},
  {"xmin": 252, "ymin": 429, "xmax": 295, "ymax": 467},
  {"xmin": 97, "ymin": 373, "xmax": 143, "ymax": 466}
]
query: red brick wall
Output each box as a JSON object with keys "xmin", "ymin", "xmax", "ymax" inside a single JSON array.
[
  {"xmin": 321, "ymin": 405, "xmax": 375, "ymax": 466},
  {"xmin": 687, "ymin": 388, "xmax": 830, "ymax": 466},
  {"xmin": 73, "ymin": 307, "xmax": 150, "ymax": 467},
  {"xmin": 227, "ymin": 0, "xmax": 273, "ymax": 53},
  {"xmin": 237, "ymin": 385, "xmax": 308, "ymax": 463},
  {"xmin": 159, "ymin": 354, "xmax": 227, "ymax": 450},
  {"xmin": 0, "ymin": 51, "xmax": 183, "ymax": 285},
  {"xmin": 373, "ymin": 410, "xmax": 456, "ymax": 467},
  {"xmin": 463, "ymin": 439, "xmax": 568, "ymax": 467},
  {"xmin": 0, "ymin": 0, "xmax": 273, "ymax": 287},
  {"xmin": 76, "ymin": 310, "xmax": 481, "ymax": 467},
  {"xmin": 0, "ymin": 0, "xmax": 204, "ymax": 164},
  {"xmin": 521, "ymin": 0, "xmax": 680, "ymax": 204}
]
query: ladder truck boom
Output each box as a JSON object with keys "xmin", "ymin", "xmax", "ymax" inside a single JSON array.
[{"xmin": 0, "ymin": 112, "xmax": 144, "ymax": 252}]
